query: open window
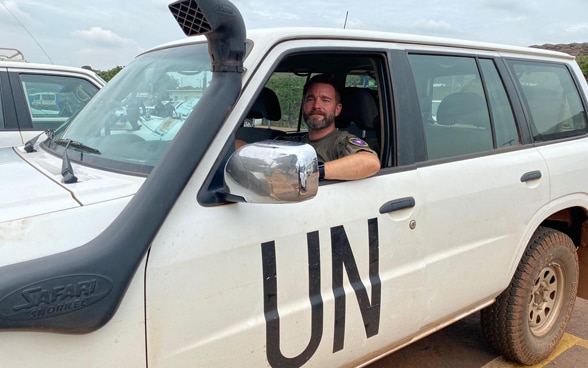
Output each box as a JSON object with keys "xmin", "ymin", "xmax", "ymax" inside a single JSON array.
[
  {"xmin": 199, "ymin": 50, "xmax": 390, "ymax": 206},
  {"xmin": 236, "ymin": 52, "xmax": 386, "ymax": 158}
]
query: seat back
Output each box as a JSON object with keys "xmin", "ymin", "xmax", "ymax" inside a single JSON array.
[
  {"xmin": 247, "ymin": 87, "xmax": 281, "ymax": 121},
  {"xmin": 436, "ymin": 92, "xmax": 489, "ymax": 128},
  {"xmin": 336, "ymin": 87, "xmax": 380, "ymax": 153},
  {"xmin": 424, "ymin": 92, "xmax": 493, "ymax": 159},
  {"xmin": 236, "ymin": 87, "xmax": 285, "ymax": 144}
]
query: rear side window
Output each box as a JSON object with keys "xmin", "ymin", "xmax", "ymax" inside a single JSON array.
[
  {"xmin": 507, "ymin": 60, "xmax": 588, "ymax": 142},
  {"xmin": 408, "ymin": 54, "xmax": 518, "ymax": 160}
]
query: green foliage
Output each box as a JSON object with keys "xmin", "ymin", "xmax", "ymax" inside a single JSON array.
[
  {"xmin": 96, "ymin": 66, "xmax": 124, "ymax": 82},
  {"xmin": 265, "ymin": 73, "xmax": 307, "ymax": 128},
  {"xmin": 577, "ymin": 56, "xmax": 588, "ymax": 82}
]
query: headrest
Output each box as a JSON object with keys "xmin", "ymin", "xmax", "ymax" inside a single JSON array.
[
  {"xmin": 336, "ymin": 87, "xmax": 379, "ymax": 130},
  {"xmin": 247, "ymin": 87, "xmax": 281, "ymax": 121},
  {"xmin": 436, "ymin": 92, "xmax": 488, "ymax": 127}
]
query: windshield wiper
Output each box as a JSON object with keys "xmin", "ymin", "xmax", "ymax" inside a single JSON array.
[
  {"xmin": 24, "ymin": 129, "xmax": 54, "ymax": 153},
  {"xmin": 55, "ymin": 138, "xmax": 101, "ymax": 154},
  {"xmin": 56, "ymin": 139, "xmax": 100, "ymax": 184}
]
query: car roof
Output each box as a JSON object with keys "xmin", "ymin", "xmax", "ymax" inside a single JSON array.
[
  {"xmin": 143, "ymin": 27, "xmax": 574, "ymax": 61},
  {"xmin": 0, "ymin": 59, "xmax": 106, "ymax": 86}
]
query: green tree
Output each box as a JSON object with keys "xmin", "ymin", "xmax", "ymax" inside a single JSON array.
[
  {"xmin": 265, "ymin": 73, "xmax": 307, "ymax": 128},
  {"xmin": 96, "ymin": 66, "xmax": 124, "ymax": 82},
  {"xmin": 577, "ymin": 56, "xmax": 588, "ymax": 82}
]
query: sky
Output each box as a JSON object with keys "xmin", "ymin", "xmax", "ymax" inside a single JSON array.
[{"xmin": 1, "ymin": 0, "xmax": 588, "ymax": 71}]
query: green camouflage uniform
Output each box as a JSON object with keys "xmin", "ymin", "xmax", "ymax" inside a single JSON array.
[{"xmin": 302, "ymin": 129, "xmax": 376, "ymax": 162}]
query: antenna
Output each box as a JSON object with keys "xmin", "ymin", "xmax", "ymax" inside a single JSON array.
[
  {"xmin": 343, "ymin": 11, "xmax": 349, "ymax": 29},
  {"xmin": 0, "ymin": 1, "xmax": 54, "ymax": 64}
]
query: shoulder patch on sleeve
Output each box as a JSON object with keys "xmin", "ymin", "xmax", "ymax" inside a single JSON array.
[{"xmin": 349, "ymin": 137, "xmax": 369, "ymax": 147}]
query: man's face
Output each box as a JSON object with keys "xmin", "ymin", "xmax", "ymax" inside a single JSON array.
[{"xmin": 302, "ymin": 82, "xmax": 342, "ymax": 131}]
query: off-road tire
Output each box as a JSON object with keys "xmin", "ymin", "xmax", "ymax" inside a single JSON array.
[{"xmin": 480, "ymin": 227, "xmax": 578, "ymax": 365}]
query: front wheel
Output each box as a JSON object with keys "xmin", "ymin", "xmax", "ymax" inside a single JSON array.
[{"xmin": 481, "ymin": 227, "xmax": 578, "ymax": 365}]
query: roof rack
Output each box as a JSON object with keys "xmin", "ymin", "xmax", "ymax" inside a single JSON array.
[{"xmin": 0, "ymin": 48, "xmax": 26, "ymax": 62}]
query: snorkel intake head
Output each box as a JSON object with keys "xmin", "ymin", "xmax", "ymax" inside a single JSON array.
[{"xmin": 169, "ymin": 0, "xmax": 246, "ymax": 72}]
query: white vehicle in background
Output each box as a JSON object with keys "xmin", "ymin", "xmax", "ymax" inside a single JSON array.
[
  {"xmin": 0, "ymin": 47, "xmax": 104, "ymax": 147},
  {"xmin": 1, "ymin": 0, "xmax": 588, "ymax": 367}
]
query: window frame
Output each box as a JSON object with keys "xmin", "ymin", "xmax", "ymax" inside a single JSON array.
[{"xmin": 198, "ymin": 43, "xmax": 396, "ymax": 206}]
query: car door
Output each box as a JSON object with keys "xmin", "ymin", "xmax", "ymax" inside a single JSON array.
[
  {"xmin": 505, "ymin": 59, "xmax": 588, "ymax": 205},
  {"xmin": 144, "ymin": 40, "xmax": 429, "ymax": 367},
  {"xmin": 406, "ymin": 53, "xmax": 551, "ymax": 326}
]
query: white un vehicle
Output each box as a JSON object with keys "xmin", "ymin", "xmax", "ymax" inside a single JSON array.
[{"xmin": 1, "ymin": 1, "xmax": 588, "ymax": 367}]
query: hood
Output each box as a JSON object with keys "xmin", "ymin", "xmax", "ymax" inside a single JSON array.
[{"xmin": 0, "ymin": 146, "xmax": 145, "ymax": 223}]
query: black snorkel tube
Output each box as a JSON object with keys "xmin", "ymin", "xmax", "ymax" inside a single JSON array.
[{"xmin": 0, "ymin": 0, "xmax": 245, "ymax": 333}]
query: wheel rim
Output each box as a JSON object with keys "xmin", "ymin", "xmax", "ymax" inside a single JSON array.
[{"xmin": 528, "ymin": 262, "xmax": 565, "ymax": 336}]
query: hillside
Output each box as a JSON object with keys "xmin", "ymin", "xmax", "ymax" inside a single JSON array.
[{"xmin": 530, "ymin": 42, "xmax": 588, "ymax": 57}]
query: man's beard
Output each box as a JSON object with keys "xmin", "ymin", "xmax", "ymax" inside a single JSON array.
[{"xmin": 303, "ymin": 109, "xmax": 336, "ymax": 130}]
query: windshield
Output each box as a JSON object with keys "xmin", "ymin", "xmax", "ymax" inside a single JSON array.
[{"xmin": 43, "ymin": 42, "xmax": 212, "ymax": 175}]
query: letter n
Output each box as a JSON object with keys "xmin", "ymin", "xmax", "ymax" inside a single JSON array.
[
  {"xmin": 331, "ymin": 217, "xmax": 381, "ymax": 352},
  {"xmin": 261, "ymin": 231, "xmax": 323, "ymax": 367}
]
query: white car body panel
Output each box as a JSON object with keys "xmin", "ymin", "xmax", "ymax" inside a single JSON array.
[
  {"xmin": 1, "ymin": 146, "xmax": 145, "ymax": 223},
  {"xmin": 0, "ymin": 147, "xmax": 79, "ymax": 222},
  {"xmin": 417, "ymin": 149, "xmax": 550, "ymax": 321},
  {"xmin": 146, "ymin": 171, "xmax": 425, "ymax": 367},
  {"xmin": 0, "ymin": 131, "xmax": 24, "ymax": 147}
]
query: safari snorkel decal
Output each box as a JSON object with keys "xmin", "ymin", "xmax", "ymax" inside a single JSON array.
[{"xmin": 0, "ymin": 275, "xmax": 113, "ymax": 321}]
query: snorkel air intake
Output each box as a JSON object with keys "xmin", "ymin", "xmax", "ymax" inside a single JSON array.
[
  {"xmin": 0, "ymin": 0, "xmax": 245, "ymax": 333},
  {"xmin": 169, "ymin": 0, "xmax": 245, "ymax": 72}
]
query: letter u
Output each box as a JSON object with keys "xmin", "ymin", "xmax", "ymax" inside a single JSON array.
[{"xmin": 261, "ymin": 231, "xmax": 323, "ymax": 368}]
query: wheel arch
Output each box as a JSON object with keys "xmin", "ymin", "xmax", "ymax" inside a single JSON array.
[
  {"xmin": 539, "ymin": 205, "xmax": 588, "ymax": 299},
  {"xmin": 502, "ymin": 197, "xmax": 588, "ymax": 302}
]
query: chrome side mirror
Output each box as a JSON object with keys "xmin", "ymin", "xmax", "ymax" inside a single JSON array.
[{"xmin": 224, "ymin": 140, "xmax": 319, "ymax": 203}]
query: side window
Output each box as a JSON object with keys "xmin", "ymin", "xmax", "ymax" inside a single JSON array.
[
  {"xmin": 409, "ymin": 54, "xmax": 516, "ymax": 160},
  {"xmin": 237, "ymin": 53, "xmax": 384, "ymax": 158},
  {"xmin": 507, "ymin": 60, "xmax": 588, "ymax": 141},
  {"xmin": 479, "ymin": 59, "xmax": 520, "ymax": 147},
  {"xmin": 19, "ymin": 74, "xmax": 100, "ymax": 130}
]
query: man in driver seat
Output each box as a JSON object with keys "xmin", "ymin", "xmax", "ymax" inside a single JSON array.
[{"xmin": 299, "ymin": 74, "xmax": 380, "ymax": 181}]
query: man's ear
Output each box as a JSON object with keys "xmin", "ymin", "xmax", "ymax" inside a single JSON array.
[{"xmin": 335, "ymin": 103, "xmax": 342, "ymax": 116}]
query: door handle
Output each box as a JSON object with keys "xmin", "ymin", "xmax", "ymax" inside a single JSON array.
[
  {"xmin": 520, "ymin": 170, "xmax": 542, "ymax": 182},
  {"xmin": 379, "ymin": 197, "xmax": 415, "ymax": 214}
]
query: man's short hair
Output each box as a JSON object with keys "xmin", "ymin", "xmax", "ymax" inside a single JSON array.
[{"xmin": 303, "ymin": 74, "xmax": 342, "ymax": 103}]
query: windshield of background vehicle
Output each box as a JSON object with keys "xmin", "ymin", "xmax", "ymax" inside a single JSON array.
[{"xmin": 43, "ymin": 42, "xmax": 212, "ymax": 175}]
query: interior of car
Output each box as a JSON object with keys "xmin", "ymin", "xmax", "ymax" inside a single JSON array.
[{"xmin": 236, "ymin": 52, "xmax": 385, "ymax": 159}]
